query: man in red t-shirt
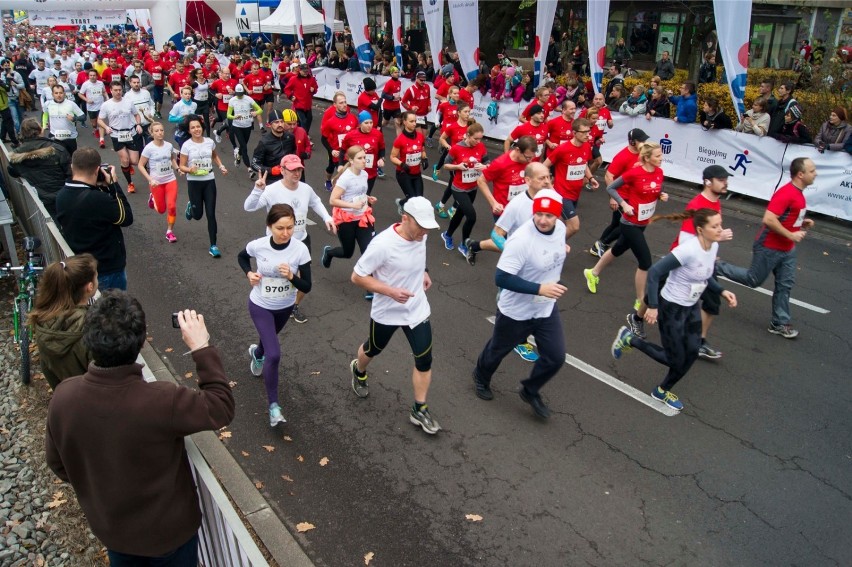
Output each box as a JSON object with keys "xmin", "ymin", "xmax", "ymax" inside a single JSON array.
[
  {"xmin": 401, "ymin": 71, "xmax": 431, "ymax": 143},
  {"xmin": 380, "ymin": 66, "xmax": 403, "ymax": 134},
  {"xmin": 144, "ymin": 51, "xmax": 171, "ymax": 118},
  {"xmin": 166, "ymin": 60, "xmax": 190, "ymax": 100},
  {"xmin": 543, "ymin": 118, "xmax": 598, "ymax": 238},
  {"xmin": 477, "ymin": 136, "xmax": 538, "ymax": 215},
  {"xmin": 504, "ymin": 105, "xmax": 548, "ymax": 160},
  {"xmin": 715, "ymin": 157, "xmax": 816, "ymax": 339},
  {"xmin": 210, "ymin": 67, "xmax": 239, "ymax": 147},
  {"xmin": 545, "ymin": 100, "xmax": 577, "ymax": 152},
  {"xmin": 283, "ymin": 64, "xmax": 319, "ymax": 134},
  {"xmin": 357, "ymin": 77, "xmax": 381, "ymax": 127}
]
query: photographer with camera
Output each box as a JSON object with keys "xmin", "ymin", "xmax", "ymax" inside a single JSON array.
[
  {"xmin": 46, "ymin": 292, "xmax": 235, "ymax": 564},
  {"xmin": 55, "ymin": 147, "xmax": 134, "ymax": 290}
]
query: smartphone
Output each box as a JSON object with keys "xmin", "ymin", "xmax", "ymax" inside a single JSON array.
[{"xmin": 171, "ymin": 313, "xmax": 180, "ymax": 328}]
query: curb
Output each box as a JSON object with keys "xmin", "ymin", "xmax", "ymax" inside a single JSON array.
[{"xmin": 140, "ymin": 342, "xmax": 314, "ymax": 567}]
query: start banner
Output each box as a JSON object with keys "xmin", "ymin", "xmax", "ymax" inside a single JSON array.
[{"xmin": 28, "ymin": 10, "xmax": 126, "ymax": 27}]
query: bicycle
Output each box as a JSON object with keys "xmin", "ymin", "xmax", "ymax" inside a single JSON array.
[{"xmin": 0, "ymin": 236, "xmax": 44, "ymax": 385}]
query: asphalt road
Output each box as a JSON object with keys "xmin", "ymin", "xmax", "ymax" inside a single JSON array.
[{"xmin": 69, "ymin": 99, "xmax": 850, "ymax": 567}]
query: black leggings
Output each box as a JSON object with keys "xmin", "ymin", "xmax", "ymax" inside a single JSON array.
[
  {"xmin": 396, "ymin": 171, "xmax": 423, "ymax": 200},
  {"xmin": 367, "ymin": 176, "xmax": 376, "ymax": 196},
  {"xmin": 295, "ymin": 108, "xmax": 312, "ymax": 135},
  {"xmin": 362, "ymin": 318, "xmax": 433, "ymax": 372},
  {"xmin": 630, "ymin": 297, "xmax": 702, "ymax": 391},
  {"xmin": 446, "ymin": 188, "xmax": 477, "ymax": 241},
  {"xmin": 194, "ymin": 103, "xmax": 211, "ymax": 136},
  {"xmin": 0, "ymin": 108, "xmax": 18, "ymax": 144},
  {"xmin": 187, "ymin": 179, "xmax": 217, "ymax": 246},
  {"xmin": 233, "ymin": 126, "xmax": 253, "ymax": 165},
  {"xmin": 599, "ymin": 209, "xmax": 622, "ymax": 245},
  {"xmin": 327, "ymin": 220, "xmax": 373, "ymax": 260},
  {"xmin": 215, "ymin": 111, "xmax": 237, "ymax": 147},
  {"xmin": 610, "ymin": 222, "xmax": 652, "ymax": 270},
  {"xmin": 321, "ymin": 137, "xmax": 336, "ymax": 175}
]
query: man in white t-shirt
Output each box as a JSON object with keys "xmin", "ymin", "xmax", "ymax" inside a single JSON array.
[
  {"xmin": 123, "ymin": 75, "xmax": 155, "ymax": 145},
  {"xmin": 349, "ymin": 197, "xmax": 442, "ymax": 435},
  {"xmin": 97, "ymin": 82, "xmax": 143, "ymax": 193},
  {"xmin": 473, "ymin": 190, "xmax": 568, "ymax": 419}
]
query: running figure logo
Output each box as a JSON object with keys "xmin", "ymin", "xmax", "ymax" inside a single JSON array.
[{"xmin": 729, "ymin": 149, "xmax": 751, "ymax": 175}]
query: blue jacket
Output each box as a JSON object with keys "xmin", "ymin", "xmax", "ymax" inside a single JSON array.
[{"xmin": 670, "ymin": 93, "xmax": 697, "ymax": 123}]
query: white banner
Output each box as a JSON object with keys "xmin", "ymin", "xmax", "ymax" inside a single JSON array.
[
  {"xmin": 713, "ymin": 0, "xmax": 752, "ymax": 120},
  {"xmin": 422, "ymin": 0, "xmax": 445, "ymax": 72},
  {"xmin": 322, "ymin": 0, "xmax": 336, "ymax": 56},
  {"xmin": 533, "ymin": 0, "xmax": 557, "ymax": 87},
  {"xmin": 448, "ymin": 0, "xmax": 479, "ymax": 81},
  {"xmin": 343, "ymin": 0, "xmax": 375, "ymax": 72},
  {"xmin": 28, "ymin": 10, "xmax": 126, "ymax": 27},
  {"xmin": 782, "ymin": 145, "xmax": 852, "ymax": 221},
  {"xmin": 293, "ymin": 0, "xmax": 306, "ymax": 53},
  {"xmin": 390, "ymin": 0, "xmax": 403, "ymax": 69},
  {"xmin": 587, "ymin": 0, "xmax": 610, "ymax": 94}
]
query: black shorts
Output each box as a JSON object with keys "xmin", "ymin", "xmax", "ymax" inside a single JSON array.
[
  {"xmin": 87, "ymin": 110, "xmax": 100, "ymax": 120},
  {"xmin": 591, "ymin": 146, "xmax": 601, "ymax": 159},
  {"xmin": 362, "ymin": 318, "xmax": 433, "ymax": 372},
  {"xmin": 382, "ymin": 109, "xmax": 401, "ymax": 121},
  {"xmin": 110, "ymin": 133, "xmax": 142, "ymax": 152},
  {"xmin": 561, "ymin": 198, "xmax": 578, "ymax": 221},
  {"xmin": 263, "ymin": 92, "xmax": 275, "ymax": 104}
]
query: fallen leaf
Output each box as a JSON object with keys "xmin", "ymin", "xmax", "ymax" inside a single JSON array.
[
  {"xmin": 228, "ymin": 381, "xmax": 237, "ymax": 388},
  {"xmin": 465, "ymin": 514, "xmax": 483, "ymax": 522},
  {"xmin": 296, "ymin": 455, "xmax": 304, "ymax": 462},
  {"xmin": 263, "ymin": 445, "xmax": 275, "ymax": 452},
  {"xmin": 296, "ymin": 522, "xmax": 315, "ymax": 533},
  {"xmin": 442, "ymin": 262, "xmax": 449, "ymax": 266},
  {"xmin": 165, "ymin": 347, "xmax": 174, "ymax": 352},
  {"xmin": 241, "ymin": 451, "xmax": 250, "ymax": 457},
  {"xmin": 254, "ymin": 481, "xmax": 264, "ymax": 489},
  {"xmin": 146, "ymin": 336, "xmax": 153, "ymax": 342},
  {"xmin": 281, "ymin": 475, "xmax": 294, "ymax": 482},
  {"xmin": 823, "ymin": 251, "xmax": 829, "ymax": 256},
  {"xmin": 309, "ymin": 371, "xmax": 321, "ymax": 376},
  {"xmin": 319, "ymin": 457, "xmax": 329, "ymax": 467},
  {"xmin": 184, "ymin": 372, "xmax": 193, "ymax": 379},
  {"xmin": 52, "ymin": 479, "xmax": 63, "ymax": 485},
  {"xmin": 283, "ymin": 436, "xmax": 293, "ymax": 442},
  {"xmin": 364, "ymin": 551, "xmax": 375, "ymax": 565},
  {"xmin": 218, "ymin": 431, "xmax": 232, "ymax": 440},
  {"xmin": 47, "ymin": 496, "xmax": 67, "ymax": 509}
]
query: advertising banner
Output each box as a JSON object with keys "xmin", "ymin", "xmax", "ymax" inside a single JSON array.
[
  {"xmin": 586, "ymin": 0, "xmax": 610, "ymax": 94},
  {"xmin": 342, "ymin": 0, "xmax": 375, "ymax": 72},
  {"xmin": 713, "ymin": 0, "xmax": 752, "ymax": 120},
  {"xmin": 422, "ymin": 0, "xmax": 445, "ymax": 72},
  {"xmin": 28, "ymin": 10, "xmax": 126, "ymax": 27},
  {"xmin": 533, "ymin": 0, "xmax": 557, "ymax": 87},
  {"xmin": 448, "ymin": 0, "xmax": 480, "ymax": 81},
  {"xmin": 390, "ymin": 0, "xmax": 403, "ymax": 69}
]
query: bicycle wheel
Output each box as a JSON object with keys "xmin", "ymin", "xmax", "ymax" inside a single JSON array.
[{"xmin": 17, "ymin": 298, "xmax": 30, "ymax": 386}]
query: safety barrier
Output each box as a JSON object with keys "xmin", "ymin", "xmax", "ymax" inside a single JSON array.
[{"xmin": 0, "ymin": 141, "xmax": 269, "ymax": 566}]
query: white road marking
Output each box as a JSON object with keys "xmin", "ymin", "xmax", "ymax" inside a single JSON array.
[
  {"xmin": 486, "ymin": 316, "xmax": 679, "ymax": 416},
  {"xmin": 717, "ymin": 277, "xmax": 830, "ymax": 314}
]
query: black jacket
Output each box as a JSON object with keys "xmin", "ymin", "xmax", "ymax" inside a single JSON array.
[
  {"xmin": 251, "ymin": 131, "xmax": 298, "ymax": 182},
  {"xmin": 7, "ymin": 138, "xmax": 72, "ymax": 217},
  {"xmin": 699, "ymin": 110, "xmax": 733, "ymax": 130},
  {"xmin": 55, "ymin": 179, "xmax": 133, "ymax": 274}
]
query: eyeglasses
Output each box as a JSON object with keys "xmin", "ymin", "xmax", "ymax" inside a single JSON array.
[{"xmin": 522, "ymin": 153, "xmax": 536, "ymax": 161}]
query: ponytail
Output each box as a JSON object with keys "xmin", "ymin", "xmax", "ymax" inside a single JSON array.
[
  {"xmin": 29, "ymin": 254, "xmax": 98, "ymax": 327},
  {"xmin": 650, "ymin": 207, "xmax": 720, "ymax": 227},
  {"xmin": 331, "ymin": 145, "xmax": 365, "ymax": 186}
]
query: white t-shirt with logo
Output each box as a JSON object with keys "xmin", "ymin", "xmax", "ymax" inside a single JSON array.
[
  {"xmin": 661, "ymin": 237, "xmax": 719, "ymax": 307},
  {"xmin": 243, "ymin": 181, "xmax": 332, "ymax": 241},
  {"xmin": 228, "ymin": 96, "xmax": 257, "ymax": 128},
  {"xmin": 44, "ymin": 99, "xmax": 84, "ymax": 140},
  {"xmin": 245, "ymin": 236, "xmax": 311, "ymax": 310},
  {"xmin": 124, "ymin": 88, "xmax": 155, "ymax": 125},
  {"xmin": 141, "ymin": 141, "xmax": 178, "ymax": 184},
  {"xmin": 334, "ymin": 168, "xmax": 370, "ymax": 216},
  {"xmin": 495, "ymin": 190, "xmax": 534, "ymax": 236},
  {"xmin": 98, "ymin": 98, "xmax": 139, "ymax": 134},
  {"xmin": 180, "ymin": 138, "xmax": 217, "ymax": 182},
  {"xmin": 497, "ymin": 218, "xmax": 567, "ymax": 320},
  {"xmin": 354, "ymin": 225, "xmax": 431, "ymax": 327},
  {"xmin": 79, "ymin": 80, "xmax": 106, "ymax": 111}
]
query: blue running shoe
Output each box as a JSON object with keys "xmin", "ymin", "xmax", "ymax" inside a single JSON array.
[
  {"xmin": 321, "ymin": 245, "xmax": 332, "ymax": 268},
  {"xmin": 514, "ymin": 343, "xmax": 539, "ymax": 362},
  {"xmin": 431, "ymin": 164, "xmax": 439, "ymax": 181},
  {"xmin": 435, "ymin": 201, "xmax": 449, "ymax": 219},
  {"xmin": 611, "ymin": 326, "xmax": 633, "ymax": 360},
  {"xmin": 457, "ymin": 243, "xmax": 469, "ymax": 258},
  {"xmin": 209, "ymin": 245, "xmax": 221, "ymax": 258},
  {"xmin": 248, "ymin": 344, "xmax": 264, "ymax": 376},
  {"xmin": 651, "ymin": 387, "xmax": 683, "ymax": 411},
  {"xmin": 441, "ymin": 231, "xmax": 454, "ymax": 250},
  {"xmin": 377, "ymin": 167, "xmax": 385, "ymax": 178},
  {"xmin": 364, "ymin": 292, "xmax": 374, "ymax": 300},
  {"xmin": 269, "ymin": 403, "xmax": 287, "ymax": 427},
  {"xmin": 185, "ymin": 201, "xmax": 192, "ymax": 221}
]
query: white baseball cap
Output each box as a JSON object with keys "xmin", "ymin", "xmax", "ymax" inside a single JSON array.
[{"xmin": 402, "ymin": 197, "xmax": 439, "ymax": 229}]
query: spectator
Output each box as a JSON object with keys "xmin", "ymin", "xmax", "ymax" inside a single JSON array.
[
  {"xmin": 55, "ymin": 147, "xmax": 133, "ymax": 290},
  {"xmin": 669, "ymin": 81, "xmax": 697, "ymax": 123},
  {"xmin": 612, "ymin": 38, "xmax": 630, "ymax": 65},
  {"xmin": 645, "ymin": 86, "xmax": 670, "ymax": 120},
  {"xmin": 813, "ymin": 107, "xmax": 851, "ymax": 152},
  {"xmin": 619, "ymin": 85, "xmax": 647, "ymax": 116},
  {"xmin": 654, "ymin": 51, "xmax": 675, "ymax": 81},
  {"xmin": 735, "ymin": 97, "xmax": 771, "ymax": 137},
  {"xmin": 603, "ymin": 64, "xmax": 624, "ymax": 101},
  {"xmin": 29, "ymin": 254, "xmax": 98, "ymax": 390},
  {"xmin": 772, "ymin": 106, "xmax": 812, "ymax": 145},
  {"xmin": 757, "ymin": 79, "xmax": 778, "ymax": 116},
  {"xmin": 571, "ymin": 44, "xmax": 585, "ymax": 76},
  {"xmin": 799, "ymin": 39, "xmax": 812, "ymax": 63},
  {"xmin": 7, "ymin": 118, "xmax": 71, "ymax": 216},
  {"xmin": 45, "ymin": 292, "xmax": 235, "ymax": 565},
  {"xmin": 545, "ymin": 35, "xmax": 561, "ymax": 75},
  {"xmin": 768, "ymin": 81, "xmax": 802, "ymax": 136},
  {"xmin": 1, "ymin": 58, "xmax": 25, "ymax": 133},
  {"xmin": 648, "ymin": 75, "xmax": 662, "ymax": 93},
  {"xmin": 327, "ymin": 50, "xmax": 342, "ymax": 70},
  {"xmin": 698, "ymin": 53, "xmax": 717, "ymax": 84},
  {"xmin": 563, "ymin": 77, "xmax": 585, "ymax": 107},
  {"xmin": 0, "ymin": 68, "xmax": 20, "ymax": 147},
  {"xmin": 699, "ymin": 96, "xmax": 733, "ymax": 130},
  {"xmin": 606, "ymin": 84, "xmax": 626, "ymax": 112}
]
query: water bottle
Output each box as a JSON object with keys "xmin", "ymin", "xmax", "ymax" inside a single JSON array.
[{"xmin": 335, "ymin": 78, "xmax": 340, "ymax": 90}]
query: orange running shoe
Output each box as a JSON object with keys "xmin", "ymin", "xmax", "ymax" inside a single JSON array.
[{"xmin": 127, "ymin": 183, "xmax": 136, "ymax": 193}]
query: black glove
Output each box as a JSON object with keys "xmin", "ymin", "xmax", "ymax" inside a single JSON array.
[{"xmin": 421, "ymin": 156, "xmax": 429, "ymax": 170}]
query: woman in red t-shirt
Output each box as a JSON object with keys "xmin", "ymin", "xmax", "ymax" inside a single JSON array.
[
  {"xmin": 390, "ymin": 111, "xmax": 428, "ymax": 207},
  {"xmin": 435, "ymin": 102, "xmax": 474, "ymax": 217},
  {"xmin": 584, "ymin": 142, "xmax": 669, "ymax": 321},
  {"xmin": 439, "ymin": 123, "xmax": 487, "ymax": 256}
]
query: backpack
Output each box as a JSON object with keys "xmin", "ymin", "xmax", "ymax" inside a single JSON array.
[{"xmin": 486, "ymin": 101, "xmax": 499, "ymax": 123}]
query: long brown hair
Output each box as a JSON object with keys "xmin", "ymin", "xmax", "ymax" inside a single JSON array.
[
  {"xmin": 650, "ymin": 207, "xmax": 720, "ymax": 227},
  {"xmin": 29, "ymin": 254, "xmax": 98, "ymax": 327}
]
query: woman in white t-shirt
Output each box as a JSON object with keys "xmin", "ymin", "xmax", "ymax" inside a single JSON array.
[
  {"xmin": 610, "ymin": 208, "xmax": 737, "ymax": 412},
  {"xmin": 321, "ymin": 145, "xmax": 377, "ymax": 298},
  {"xmin": 190, "ymin": 68, "xmax": 212, "ymax": 137},
  {"xmin": 179, "ymin": 115, "xmax": 228, "ymax": 257},
  {"xmin": 238, "ymin": 204, "xmax": 312, "ymax": 427},
  {"xmin": 139, "ymin": 122, "xmax": 181, "ymax": 242}
]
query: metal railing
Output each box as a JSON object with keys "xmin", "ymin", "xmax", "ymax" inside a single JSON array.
[{"xmin": 0, "ymin": 141, "xmax": 269, "ymax": 566}]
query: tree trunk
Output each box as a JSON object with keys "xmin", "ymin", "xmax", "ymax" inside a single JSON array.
[{"xmin": 478, "ymin": 3, "xmax": 526, "ymax": 67}]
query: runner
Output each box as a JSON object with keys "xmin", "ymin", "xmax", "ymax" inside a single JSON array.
[
  {"xmin": 243, "ymin": 155, "xmax": 335, "ymax": 324},
  {"xmin": 349, "ymin": 196, "xmax": 442, "ymax": 435},
  {"xmin": 190, "ymin": 68, "xmax": 212, "ymax": 137},
  {"xmin": 429, "ymin": 86, "xmax": 461, "ymax": 181},
  {"xmin": 542, "ymin": 117, "xmax": 599, "ymax": 239},
  {"xmin": 472, "ymin": 189, "xmax": 568, "ymax": 419},
  {"xmin": 589, "ymin": 128, "xmax": 649, "ymax": 258},
  {"xmin": 545, "ymin": 100, "xmax": 577, "ymax": 153},
  {"xmin": 78, "ymin": 70, "xmax": 106, "ymax": 146},
  {"xmin": 439, "ymin": 123, "xmax": 488, "ymax": 258},
  {"xmin": 42, "ymin": 84, "xmax": 84, "ymax": 156},
  {"xmin": 380, "ymin": 66, "xmax": 403, "ymax": 135},
  {"xmin": 400, "ymin": 71, "xmax": 431, "ymax": 145},
  {"xmin": 168, "ymin": 86, "xmax": 198, "ymax": 148},
  {"xmin": 143, "ymin": 50, "xmax": 171, "ymax": 118},
  {"xmin": 433, "ymin": 101, "xmax": 474, "ymax": 217},
  {"xmin": 97, "ymin": 82, "xmax": 144, "ymax": 193},
  {"xmin": 259, "ymin": 58, "xmax": 275, "ymax": 121},
  {"xmin": 123, "ymin": 75, "xmax": 155, "ymax": 146},
  {"xmin": 210, "ymin": 66, "xmax": 238, "ymax": 148},
  {"xmin": 179, "ymin": 115, "xmax": 228, "ymax": 257},
  {"xmin": 579, "ymin": 93, "xmax": 613, "ymax": 175},
  {"xmin": 611, "ymin": 208, "xmax": 737, "ymax": 412},
  {"xmin": 319, "ymin": 91, "xmax": 358, "ymax": 191},
  {"xmin": 475, "ymin": 136, "xmax": 537, "ymax": 217},
  {"xmin": 357, "ymin": 77, "xmax": 381, "ymax": 128},
  {"xmin": 321, "ymin": 146, "xmax": 377, "ymax": 299},
  {"xmin": 583, "ymin": 142, "xmax": 669, "ymax": 328},
  {"xmin": 138, "ymin": 122, "xmax": 180, "ymax": 243},
  {"xmin": 250, "ymin": 108, "xmax": 298, "ymax": 183},
  {"xmin": 283, "ymin": 63, "xmax": 318, "ymax": 134},
  {"xmin": 504, "ymin": 104, "xmax": 547, "ymax": 160},
  {"xmin": 714, "ymin": 157, "xmax": 816, "ymax": 339},
  {"xmin": 390, "ymin": 111, "xmax": 428, "ymax": 207},
  {"xmin": 340, "ymin": 111, "xmax": 385, "ymax": 195},
  {"xmin": 227, "ymin": 84, "xmax": 262, "ymax": 173},
  {"xmin": 239, "ymin": 204, "xmax": 312, "ymax": 427}
]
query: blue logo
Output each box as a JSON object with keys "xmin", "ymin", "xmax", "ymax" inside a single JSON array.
[
  {"xmin": 660, "ymin": 135, "xmax": 672, "ymax": 154},
  {"xmin": 429, "ymin": 0, "xmax": 437, "ymax": 5},
  {"xmin": 728, "ymin": 149, "xmax": 752, "ymax": 176}
]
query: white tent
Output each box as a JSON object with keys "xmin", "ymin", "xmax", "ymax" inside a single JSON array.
[{"xmin": 249, "ymin": 0, "xmax": 344, "ymax": 34}]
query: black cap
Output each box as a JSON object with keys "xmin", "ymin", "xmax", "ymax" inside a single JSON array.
[
  {"xmin": 363, "ymin": 77, "xmax": 376, "ymax": 91},
  {"xmin": 703, "ymin": 165, "xmax": 732, "ymax": 180},
  {"xmin": 528, "ymin": 104, "xmax": 545, "ymax": 116},
  {"xmin": 627, "ymin": 128, "xmax": 649, "ymax": 143},
  {"xmin": 299, "ymin": 63, "xmax": 309, "ymax": 70}
]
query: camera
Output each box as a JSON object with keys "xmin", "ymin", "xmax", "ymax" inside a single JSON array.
[{"xmin": 171, "ymin": 313, "xmax": 181, "ymax": 328}]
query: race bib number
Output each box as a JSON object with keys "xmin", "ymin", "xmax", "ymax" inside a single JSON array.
[
  {"xmin": 261, "ymin": 276, "xmax": 294, "ymax": 299},
  {"xmin": 508, "ymin": 183, "xmax": 528, "ymax": 201},
  {"xmin": 405, "ymin": 153, "xmax": 421, "ymax": 167},
  {"xmin": 536, "ymin": 144, "xmax": 544, "ymax": 157},
  {"xmin": 416, "ymin": 115, "xmax": 426, "ymax": 125},
  {"xmin": 337, "ymin": 133, "xmax": 346, "ymax": 147},
  {"xmin": 53, "ymin": 129, "xmax": 72, "ymax": 140},
  {"xmin": 364, "ymin": 154, "xmax": 374, "ymax": 168},
  {"xmin": 116, "ymin": 129, "xmax": 134, "ymax": 142},
  {"xmin": 192, "ymin": 157, "xmax": 212, "ymax": 170},
  {"xmin": 252, "ymin": 85, "xmax": 263, "ymax": 94},
  {"xmin": 295, "ymin": 214, "xmax": 307, "ymax": 234},
  {"xmin": 596, "ymin": 119, "xmax": 607, "ymax": 130},
  {"xmin": 195, "ymin": 91, "xmax": 208, "ymax": 101},
  {"xmin": 155, "ymin": 160, "xmax": 173, "ymax": 176},
  {"xmin": 688, "ymin": 282, "xmax": 708, "ymax": 302},
  {"xmin": 152, "ymin": 72, "xmax": 162, "ymax": 81},
  {"xmin": 566, "ymin": 164, "xmax": 585, "ymax": 181},
  {"xmin": 637, "ymin": 201, "xmax": 657, "ymax": 221},
  {"xmin": 223, "ymin": 94, "xmax": 232, "ymax": 104},
  {"xmin": 793, "ymin": 209, "xmax": 806, "ymax": 228},
  {"xmin": 461, "ymin": 168, "xmax": 481, "ymax": 183}
]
